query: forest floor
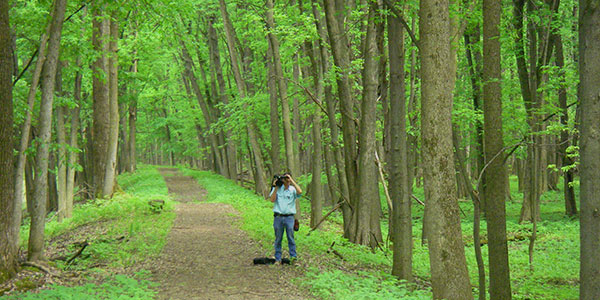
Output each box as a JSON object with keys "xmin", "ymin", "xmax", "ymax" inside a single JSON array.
[{"xmin": 149, "ymin": 168, "xmax": 311, "ymax": 299}]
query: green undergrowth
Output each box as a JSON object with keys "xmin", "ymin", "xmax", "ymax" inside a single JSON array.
[
  {"xmin": 181, "ymin": 168, "xmax": 432, "ymax": 299},
  {"xmin": 5, "ymin": 165, "xmax": 174, "ymax": 299},
  {"xmin": 183, "ymin": 168, "xmax": 579, "ymax": 300}
]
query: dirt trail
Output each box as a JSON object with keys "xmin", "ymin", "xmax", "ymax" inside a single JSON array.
[{"xmin": 151, "ymin": 168, "xmax": 310, "ymax": 300}]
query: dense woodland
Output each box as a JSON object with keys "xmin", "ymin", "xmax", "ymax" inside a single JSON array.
[{"xmin": 0, "ymin": 0, "xmax": 599, "ymax": 299}]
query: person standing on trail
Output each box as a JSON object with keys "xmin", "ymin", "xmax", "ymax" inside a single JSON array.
[{"xmin": 269, "ymin": 172, "xmax": 302, "ymax": 264}]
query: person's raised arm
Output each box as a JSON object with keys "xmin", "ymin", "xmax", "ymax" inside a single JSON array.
[{"xmin": 288, "ymin": 176, "xmax": 302, "ymax": 195}]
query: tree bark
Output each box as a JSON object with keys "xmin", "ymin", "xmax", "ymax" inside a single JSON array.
[
  {"xmin": 207, "ymin": 15, "xmax": 237, "ymax": 180},
  {"xmin": 483, "ymin": 0, "xmax": 512, "ymax": 296},
  {"xmin": 56, "ymin": 63, "xmax": 67, "ymax": 222},
  {"xmin": 579, "ymin": 1, "xmax": 600, "ymax": 298},
  {"xmin": 419, "ymin": 0, "xmax": 473, "ymax": 297},
  {"xmin": 102, "ymin": 14, "xmax": 119, "ymax": 197},
  {"xmin": 265, "ymin": 0, "xmax": 297, "ymax": 176},
  {"xmin": 92, "ymin": 3, "xmax": 110, "ymax": 198},
  {"xmin": 388, "ymin": 0, "xmax": 412, "ymax": 281},
  {"xmin": 555, "ymin": 35, "xmax": 577, "ymax": 217},
  {"xmin": 323, "ymin": 0, "xmax": 359, "ymax": 240},
  {"xmin": 66, "ymin": 58, "xmax": 82, "ymax": 218},
  {"xmin": 218, "ymin": 0, "xmax": 268, "ymax": 198},
  {"xmin": 0, "ymin": 0, "xmax": 18, "ymax": 280},
  {"xmin": 311, "ymin": 0, "xmax": 352, "ymax": 236},
  {"xmin": 12, "ymin": 28, "xmax": 49, "ymax": 251},
  {"xmin": 28, "ymin": 0, "xmax": 67, "ymax": 262},
  {"xmin": 354, "ymin": 4, "xmax": 382, "ymax": 249},
  {"xmin": 266, "ymin": 39, "xmax": 281, "ymax": 175}
]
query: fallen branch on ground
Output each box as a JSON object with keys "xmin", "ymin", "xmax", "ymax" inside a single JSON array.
[{"xmin": 307, "ymin": 202, "xmax": 343, "ymax": 236}]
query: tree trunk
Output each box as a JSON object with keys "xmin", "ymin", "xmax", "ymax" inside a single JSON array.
[
  {"xmin": 579, "ymin": 1, "xmax": 600, "ymax": 298},
  {"xmin": 13, "ymin": 27, "xmax": 49, "ymax": 251},
  {"xmin": 305, "ymin": 39, "xmax": 324, "ymax": 229},
  {"xmin": 312, "ymin": 0, "xmax": 352, "ymax": 237},
  {"xmin": 555, "ymin": 35, "xmax": 577, "ymax": 216},
  {"xmin": 56, "ymin": 63, "xmax": 67, "ymax": 222},
  {"xmin": 388, "ymin": 0, "xmax": 412, "ymax": 281},
  {"xmin": 28, "ymin": 0, "xmax": 67, "ymax": 262},
  {"xmin": 355, "ymin": 4, "xmax": 382, "ymax": 249},
  {"xmin": 66, "ymin": 67, "xmax": 81, "ymax": 219},
  {"xmin": 419, "ymin": 0, "xmax": 473, "ymax": 297},
  {"xmin": 180, "ymin": 44, "xmax": 225, "ymax": 175},
  {"xmin": 207, "ymin": 15, "xmax": 237, "ymax": 180},
  {"xmin": 218, "ymin": 0, "xmax": 268, "ymax": 198},
  {"xmin": 92, "ymin": 3, "xmax": 110, "ymax": 198},
  {"xmin": 265, "ymin": 0, "xmax": 297, "ymax": 176},
  {"xmin": 0, "ymin": 0, "xmax": 18, "ymax": 280},
  {"xmin": 323, "ymin": 0, "xmax": 359, "ymax": 240},
  {"xmin": 266, "ymin": 39, "xmax": 281, "ymax": 175},
  {"xmin": 483, "ymin": 0, "xmax": 512, "ymax": 296},
  {"xmin": 102, "ymin": 14, "xmax": 119, "ymax": 197}
]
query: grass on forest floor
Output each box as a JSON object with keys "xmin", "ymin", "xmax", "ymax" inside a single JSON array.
[
  {"xmin": 2, "ymin": 166, "xmax": 578, "ymax": 300},
  {"xmin": 183, "ymin": 167, "xmax": 579, "ymax": 300},
  {"xmin": 1, "ymin": 165, "xmax": 175, "ymax": 300}
]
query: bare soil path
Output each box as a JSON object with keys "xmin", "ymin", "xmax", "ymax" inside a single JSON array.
[{"xmin": 151, "ymin": 168, "xmax": 311, "ymax": 300}]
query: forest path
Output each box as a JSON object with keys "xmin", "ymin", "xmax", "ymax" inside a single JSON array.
[{"xmin": 149, "ymin": 168, "xmax": 309, "ymax": 300}]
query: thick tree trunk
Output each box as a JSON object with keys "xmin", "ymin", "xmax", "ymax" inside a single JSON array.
[
  {"xmin": 355, "ymin": 5, "xmax": 382, "ymax": 249},
  {"xmin": 28, "ymin": 0, "xmax": 67, "ymax": 262},
  {"xmin": 305, "ymin": 39, "xmax": 324, "ymax": 228},
  {"xmin": 483, "ymin": 0, "xmax": 512, "ymax": 297},
  {"xmin": 92, "ymin": 4, "xmax": 110, "ymax": 198},
  {"xmin": 102, "ymin": 14, "xmax": 119, "ymax": 197},
  {"xmin": 419, "ymin": 0, "xmax": 473, "ymax": 297},
  {"xmin": 0, "ymin": 0, "xmax": 18, "ymax": 280},
  {"xmin": 579, "ymin": 1, "xmax": 600, "ymax": 298},
  {"xmin": 388, "ymin": 1, "xmax": 412, "ymax": 281}
]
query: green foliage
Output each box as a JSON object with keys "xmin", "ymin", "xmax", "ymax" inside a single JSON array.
[
  {"xmin": 300, "ymin": 269, "xmax": 430, "ymax": 300},
  {"xmin": 1, "ymin": 272, "xmax": 157, "ymax": 300}
]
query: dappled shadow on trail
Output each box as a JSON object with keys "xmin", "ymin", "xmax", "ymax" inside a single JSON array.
[{"xmin": 151, "ymin": 168, "xmax": 310, "ymax": 300}]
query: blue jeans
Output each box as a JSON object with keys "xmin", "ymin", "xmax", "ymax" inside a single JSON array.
[{"xmin": 273, "ymin": 215, "xmax": 296, "ymax": 261}]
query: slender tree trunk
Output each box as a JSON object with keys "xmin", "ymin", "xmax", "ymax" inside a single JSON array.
[
  {"xmin": 92, "ymin": 3, "xmax": 110, "ymax": 198},
  {"xmin": 218, "ymin": 0, "xmax": 268, "ymax": 198},
  {"xmin": 28, "ymin": 0, "xmax": 67, "ymax": 262},
  {"xmin": 0, "ymin": 0, "xmax": 18, "ymax": 280},
  {"xmin": 323, "ymin": 0, "xmax": 359, "ymax": 241},
  {"xmin": 266, "ymin": 39, "xmax": 281, "ymax": 175},
  {"xmin": 312, "ymin": 0, "xmax": 352, "ymax": 236},
  {"xmin": 388, "ymin": 0, "xmax": 412, "ymax": 281},
  {"xmin": 265, "ymin": 0, "xmax": 296, "ymax": 176},
  {"xmin": 483, "ymin": 0, "xmax": 512, "ymax": 296},
  {"xmin": 56, "ymin": 63, "xmax": 67, "ymax": 222},
  {"xmin": 12, "ymin": 28, "xmax": 49, "ymax": 250},
  {"xmin": 102, "ymin": 14, "xmax": 119, "ymax": 197},
  {"xmin": 555, "ymin": 35, "xmax": 577, "ymax": 216},
  {"xmin": 419, "ymin": 0, "xmax": 473, "ymax": 297},
  {"xmin": 180, "ymin": 44, "xmax": 225, "ymax": 175},
  {"xmin": 66, "ymin": 64, "xmax": 81, "ymax": 219},
  {"xmin": 207, "ymin": 15, "xmax": 237, "ymax": 180},
  {"xmin": 579, "ymin": 1, "xmax": 600, "ymax": 298}
]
